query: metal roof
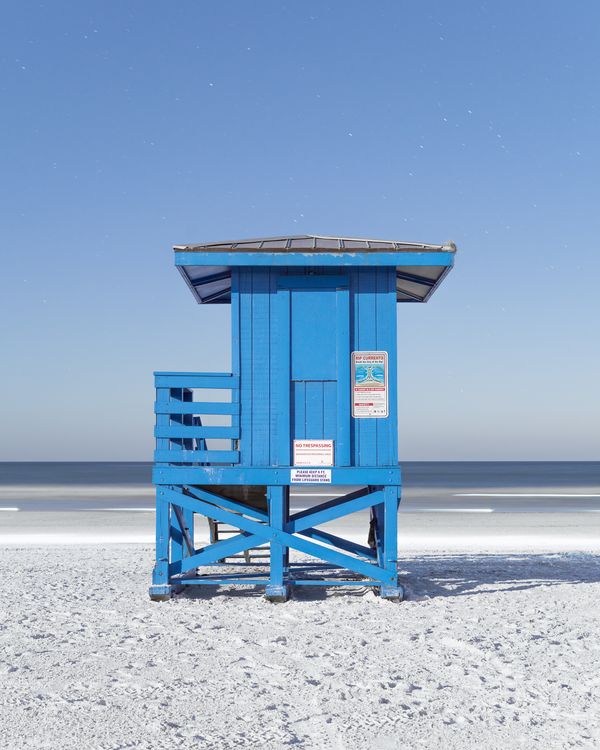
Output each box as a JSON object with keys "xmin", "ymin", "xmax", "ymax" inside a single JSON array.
[
  {"xmin": 174, "ymin": 234, "xmax": 455, "ymax": 253},
  {"xmin": 173, "ymin": 235, "xmax": 456, "ymax": 304}
]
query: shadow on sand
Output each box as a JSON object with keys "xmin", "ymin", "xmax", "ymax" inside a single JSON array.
[
  {"xmin": 174, "ymin": 552, "xmax": 600, "ymax": 602},
  {"xmin": 400, "ymin": 552, "xmax": 600, "ymax": 600}
]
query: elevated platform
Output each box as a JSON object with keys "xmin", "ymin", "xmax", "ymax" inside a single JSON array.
[{"xmin": 150, "ymin": 371, "xmax": 403, "ymax": 601}]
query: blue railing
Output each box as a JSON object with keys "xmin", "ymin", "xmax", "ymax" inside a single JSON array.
[{"xmin": 154, "ymin": 372, "xmax": 240, "ymax": 465}]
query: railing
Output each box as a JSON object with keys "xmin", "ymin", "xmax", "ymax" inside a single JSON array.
[{"xmin": 154, "ymin": 372, "xmax": 240, "ymax": 465}]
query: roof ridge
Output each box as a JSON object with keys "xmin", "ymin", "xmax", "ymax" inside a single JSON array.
[{"xmin": 174, "ymin": 234, "xmax": 451, "ymax": 250}]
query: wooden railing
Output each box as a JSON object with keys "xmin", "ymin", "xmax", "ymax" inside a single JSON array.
[{"xmin": 154, "ymin": 372, "xmax": 239, "ymax": 465}]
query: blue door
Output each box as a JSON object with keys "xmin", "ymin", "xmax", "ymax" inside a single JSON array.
[{"xmin": 274, "ymin": 274, "xmax": 350, "ymax": 467}]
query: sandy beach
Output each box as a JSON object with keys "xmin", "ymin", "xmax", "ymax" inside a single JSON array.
[
  {"xmin": 2, "ymin": 465, "xmax": 599, "ymax": 747},
  {"xmin": 1, "ymin": 544, "xmax": 599, "ymax": 749}
]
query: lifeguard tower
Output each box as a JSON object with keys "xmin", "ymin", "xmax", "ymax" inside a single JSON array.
[{"xmin": 150, "ymin": 235, "xmax": 455, "ymax": 601}]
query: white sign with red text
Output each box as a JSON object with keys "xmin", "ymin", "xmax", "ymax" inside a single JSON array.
[{"xmin": 293, "ymin": 439, "xmax": 334, "ymax": 467}]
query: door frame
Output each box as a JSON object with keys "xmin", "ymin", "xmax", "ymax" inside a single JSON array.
[{"xmin": 273, "ymin": 273, "xmax": 350, "ymax": 467}]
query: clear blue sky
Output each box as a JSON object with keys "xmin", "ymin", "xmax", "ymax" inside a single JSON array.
[{"xmin": 1, "ymin": 1, "xmax": 599, "ymax": 460}]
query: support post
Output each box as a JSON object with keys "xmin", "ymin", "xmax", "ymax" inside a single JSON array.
[
  {"xmin": 370, "ymin": 485, "xmax": 385, "ymax": 568},
  {"xmin": 170, "ymin": 388, "xmax": 186, "ymax": 567},
  {"xmin": 380, "ymin": 485, "xmax": 404, "ymax": 601},
  {"xmin": 149, "ymin": 487, "xmax": 172, "ymax": 601},
  {"xmin": 265, "ymin": 485, "xmax": 289, "ymax": 602},
  {"xmin": 181, "ymin": 389, "xmax": 195, "ymax": 552}
]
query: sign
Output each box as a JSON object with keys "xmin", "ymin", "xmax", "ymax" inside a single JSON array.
[
  {"xmin": 290, "ymin": 468, "xmax": 332, "ymax": 484},
  {"xmin": 352, "ymin": 351, "xmax": 388, "ymax": 418},
  {"xmin": 293, "ymin": 439, "xmax": 334, "ymax": 467}
]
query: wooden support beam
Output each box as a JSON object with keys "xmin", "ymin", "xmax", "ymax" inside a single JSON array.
[{"xmin": 162, "ymin": 486, "xmax": 392, "ymax": 584}]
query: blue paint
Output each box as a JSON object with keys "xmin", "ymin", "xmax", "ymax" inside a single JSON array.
[
  {"xmin": 290, "ymin": 288, "xmax": 337, "ymax": 380},
  {"xmin": 174, "ymin": 250, "xmax": 454, "ymax": 268},
  {"xmin": 153, "ymin": 465, "xmax": 401, "ymax": 485},
  {"xmin": 149, "ymin": 237, "xmax": 454, "ymax": 601}
]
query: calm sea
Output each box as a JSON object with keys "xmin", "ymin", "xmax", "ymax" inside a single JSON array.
[{"xmin": 0, "ymin": 462, "xmax": 599, "ymax": 513}]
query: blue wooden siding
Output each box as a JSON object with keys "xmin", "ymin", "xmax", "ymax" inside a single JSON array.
[
  {"xmin": 290, "ymin": 288, "xmax": 337, "ymax": 380},
  {"xmin": 350, "ymin": 267, "xmax": 398, "ymax": 466},
  {"xmin": 291, "ymin": 380, "xmax": 338, "ymax": 442},
  {"xmin": 235, "ymin": 266, "xmax": 398, "ymax": 468}
]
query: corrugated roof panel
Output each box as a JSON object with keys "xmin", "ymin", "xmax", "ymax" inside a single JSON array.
[
  {"xmin": 396, "ymin": 279, "xmax": 432, "ymax": 298},
  {"xmin": 316, "ymin": 237, "xmax": 341, "ymax": 249},
  {"xmin": 396, "ymin": 290, "xmax": 420, "ymax": 302},
  {"xmin": 196, "ymin": 279, "xmax": 230, "ymax": 298},
  {"xmin": 235, "ymin": 241, "xmax": 263, "ymax": 249},
  {"xmin": 186, "ymin": 265, "xmax": 229, "ymax": 284},
  {"xmin": 396, "ymin": 265, "xmax": 441, "ymax": 282},
  {"xmin": 288, "ymin": 237, "xmax": 314, "ymax": 249}
]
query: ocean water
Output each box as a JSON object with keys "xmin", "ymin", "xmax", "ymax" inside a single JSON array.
[{"xmin": 0, "ymin": 462, "xmax": 598, "ymax": 513}]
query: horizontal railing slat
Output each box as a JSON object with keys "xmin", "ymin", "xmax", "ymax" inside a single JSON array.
[
  {"xmin": 154, "ymin": 449, "xmax": 239, "ymax": 463},
  {"xmin": 154, "ymin": 372, "xmax": 239, "ymax": 389},
  {"xmin": 155, "ymin": 426, "xmax": 239, "ymax": 439},
  {"xmin": 154, "ymin": 371, "xmax": 233, "ymax": 377},
  {"xmin": 154, "ymin": 401, "xmax": 238, "ymax": 415}
]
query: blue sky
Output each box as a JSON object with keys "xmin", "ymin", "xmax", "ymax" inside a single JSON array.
[{"xmin": 1, "ymin": 1, "xmax": 599, "ymax": 460}]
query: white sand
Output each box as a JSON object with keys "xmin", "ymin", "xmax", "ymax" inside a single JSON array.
[{"xmin": 1, "ymin": 545, "xmax": 599, "ymax": 749}]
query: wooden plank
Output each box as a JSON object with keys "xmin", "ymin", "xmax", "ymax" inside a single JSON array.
[
  {"xmin": 184, "ymin": 484, "xmax": 268, "ymax": 521},
  {"xmin": 151, "ymin": 488, "xmax": 170, "ymax": 586},
  {"xmin": 266, "ymin": 486, "xmax": 287, "ymax": 597},
  {"xmin": 290, "ymin": 288, "xmax": 337, "ymax": 380},
  {"xmin": 168, "ymin": 387, "xmax": 186, "ymax": 588},
  {"xmin": 292, "ymin": 381, "xmax": 306, "ymax": 440},
  {"xmin": 154, "ymin": 449, "xmax": 239, "ymax": 463},
  {"xmin": 305, "ymin": 381, "xmax": 324, "ymax": 438},
  {"xmin": 252, "ymin": 269, "xmax": 270, "ymax": 465},
  {"xmin": 154, "ymin": 465, "xmax": 402, "ymax": 485},
  {"xmin": 175, "ymin": 250, "xmax": 455, "ymax": 268},
  {"xmin": 154, "ymin": 373, "xmax": 239, "ymax": 389},
  {"xmin": 323, "ymin": 381, "xmax": 337, "ymax": 442},
  {"xmin": 355, "ymin": 270, "xmax": 377, "ymax": 466},
  {"xmin": 277, "ymin": 274, "xmax": 348, "ymax": 289},
  {"xmin": 289, "ymin": 489, "xmax": 384, "ymax": 531},
  {"xmin": 239, "ymin": 268, "xmax": 253, "ymax": 465},
  {"xmin": 154, "ymin": 401, "xmax": 238, "ymax": 415},
  {"xmin": 180, "ymin": 389, "xmax": 195, "ymax": 551},
  {"xmin": 297, "ymin": 528, "xmax": 376, "ymax": 560},
  {"xmin": 376, "ymin": 267, "xmax": 398, "ymax": 466},
  {"xmin": 335, "ymin": 284, "xmax": 350, "ymax": 465},
  {"xmin": 155, "ymin": 425, "xmax": 239, "ymax": 439},
  {"xmin": 155, "ymin": 387, "xmax": 170, "ymax": 467},
  {"xmin": 273, "ymin": 282, "xmax": 290, "ymax": 465}
]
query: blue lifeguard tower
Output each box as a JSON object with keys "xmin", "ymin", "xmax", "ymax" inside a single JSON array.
[{"xmin": 150, "ymin": 235, "xmax": 455, "ymax": 601}]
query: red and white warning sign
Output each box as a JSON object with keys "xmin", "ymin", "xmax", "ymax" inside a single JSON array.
[
  {"xmin": 293, "ymin": 439, "xmax": 334, "ymax": 467},
  {"xmin": 352, "ymin": 351, "xmax": 388, "ymax": 418}
]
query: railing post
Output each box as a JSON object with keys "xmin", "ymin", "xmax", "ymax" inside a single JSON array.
[
  {"xmin": 170, "ymin": 387, "xmax": 185, "ymax": 565},
  {"xmin": 181, "ymin": 388, "xmax": 195, "ymax": 549}
]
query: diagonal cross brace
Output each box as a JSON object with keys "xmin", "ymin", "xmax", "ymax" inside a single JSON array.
[
  {"xmin": 289, "ymin": 487, "xmax": 374, "ymax": 523},
  {"xmin": 162, "ymin": 487, "xmax": 391, "ymax": 583},
  {"xmin": 297, "ymin": 527, "xmax": 376, "ymax": 560},
  {"xmin": 170, "ymin": 485, "xmax": 269, "ymax": 575},
  {"xmin": 171, "ymin": 504, "xmax": 194, "ymax": 556},
  {"xmin": 170, "ymin": 530, "xmax": 264, "ymax": 575},
  {"xmin": 183, "ymin": 485, "xmax": 268, "ymax": 521},
  {"xmin": 288, "ymin": 488, "xmax": 383, "ymax": 533}
]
